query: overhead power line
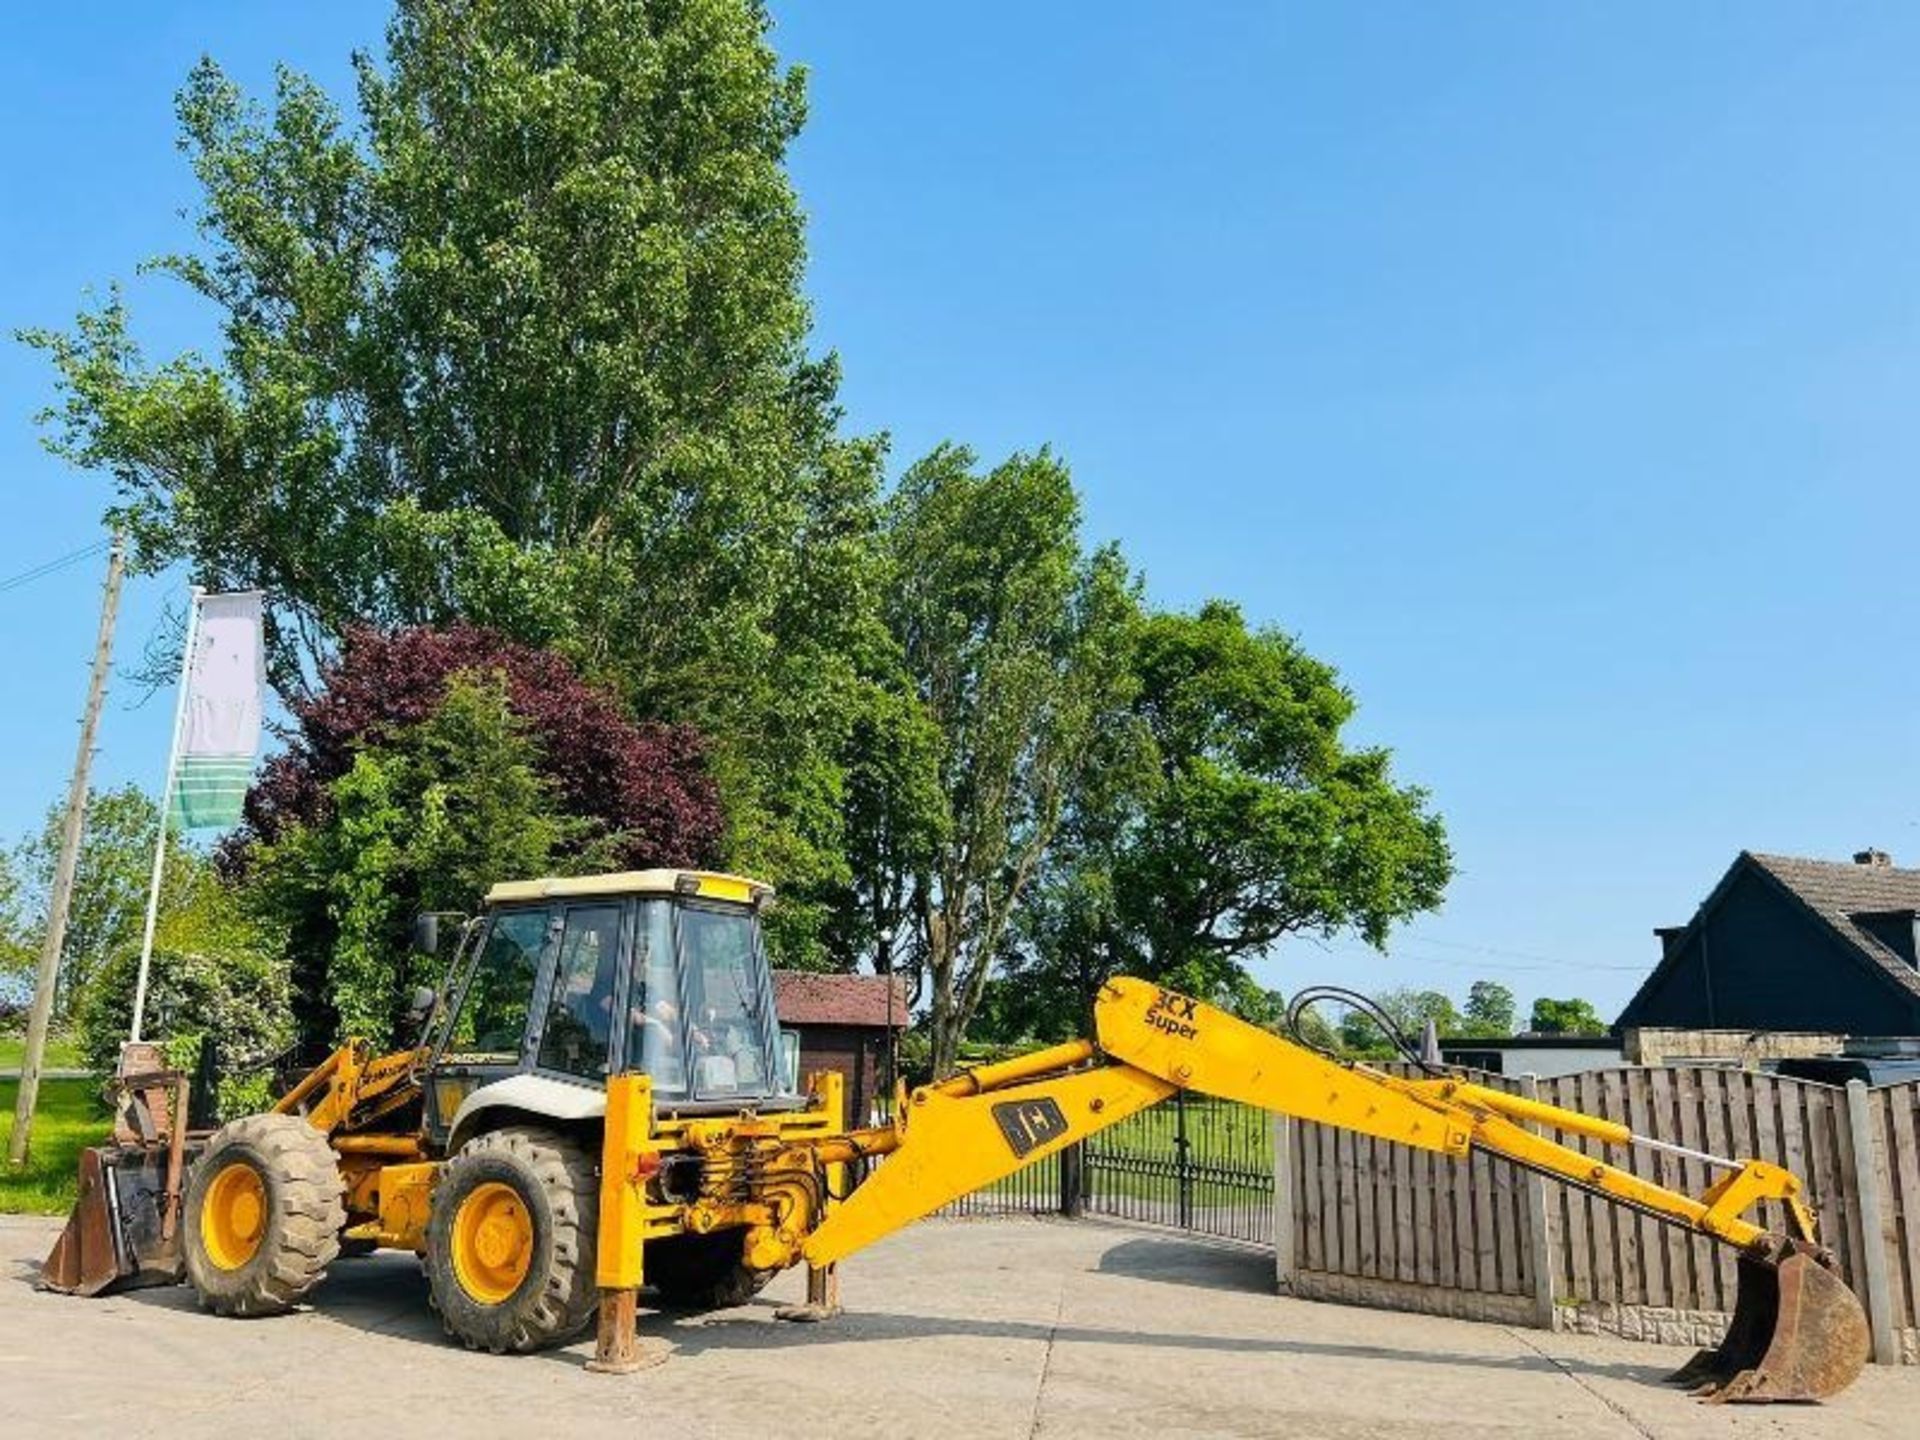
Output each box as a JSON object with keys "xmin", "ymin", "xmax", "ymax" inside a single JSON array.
[
  {"xmin": 0, "ymin": 538, "xmax": 113, "ymax": 596},
  {"xmin": 1306, "ymin": 933, "xmax": 1647, "ymax": 974}
]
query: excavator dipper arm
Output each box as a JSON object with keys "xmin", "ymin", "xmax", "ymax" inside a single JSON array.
[{"xmin": 798, "ymin": 977, "xmax": 1868, "ymax": 1402}]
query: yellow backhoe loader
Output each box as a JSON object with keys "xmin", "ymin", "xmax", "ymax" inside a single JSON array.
[{"xmin": 43, "ymin": 869, "xmax": 1869, "ymax": 1401}]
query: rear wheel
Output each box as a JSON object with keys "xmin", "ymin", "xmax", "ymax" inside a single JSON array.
[
  {"xmin": 425, "ymin": 1126, "xmax": 599, "ymax": 1353},
  {"xmin": 645, "ymin": 1229, "xmax": 775, "ymax": 1310},
  {"xmin": 183, "ymin": 1113, "xmax": 345, "ymax": 1316}
]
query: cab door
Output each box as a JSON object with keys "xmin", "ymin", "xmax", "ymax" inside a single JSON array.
[
  {"xmin": 424, "ymin": 904, "xmax": 555, "ymax": 1145},
  {"xmin": 526, "ymin": 901, "xmax": 628, "ymax": 1085}
]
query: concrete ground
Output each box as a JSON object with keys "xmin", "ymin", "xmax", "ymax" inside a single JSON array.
[{"xmin": 2, "ymin": 1212, "xmax": 1914, "ymax": 1439}]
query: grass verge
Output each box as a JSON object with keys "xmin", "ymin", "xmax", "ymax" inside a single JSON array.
[
  {"xmin": 0, "ymin": 1077, "xmax": 106, "ymax": 1214},
  {"xmin": 0, "ymin": 1035, "xmax": 85, "ymax": 1071}
]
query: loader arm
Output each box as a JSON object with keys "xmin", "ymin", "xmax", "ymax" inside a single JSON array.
[{"xmin": 792, "ymin": 977, "xmax": 1867, "ymax": 1402}]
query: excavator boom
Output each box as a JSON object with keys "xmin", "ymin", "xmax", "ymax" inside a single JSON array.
[{"xmin": 798, "ymin": 978, "xmax": 1868, "ymax": 1403}]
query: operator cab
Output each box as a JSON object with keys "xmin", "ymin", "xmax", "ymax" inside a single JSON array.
[{"xmin": 421, "ymin": 870, "xmax": 793, "ymax": 1146}]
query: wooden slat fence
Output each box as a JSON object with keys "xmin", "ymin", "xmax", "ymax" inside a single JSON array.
[
  {"xmin": 1282, "ymin": 1065, "xmax": 1538, "ymax": 1324},
  {"xmin": 1533, "ymin": 1067, "xmax": 1867, "ymax": 1312},
  {"xmin": 1869, "ymin": 1084, "xmax": 1920, "ymax": 1345},
  {"xmin": 1279, "ymin": 1066, "xmax": 1920, "ymax": 1362}
]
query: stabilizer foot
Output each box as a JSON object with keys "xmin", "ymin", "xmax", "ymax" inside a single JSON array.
[
  {"xmin": 585, "ymin": 1289, "xmax": 670, "ymax": 1374},
  {"xmin": 775, "ymin": 1262, "xmax": 841, "ymax": 1323},
  {"xmin": 773, "ymin": 1302, "xmax": 842, "ymax": 1323}
]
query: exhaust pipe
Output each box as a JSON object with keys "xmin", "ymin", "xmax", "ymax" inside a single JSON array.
[{"xmin": 1668, "ymin": 1240, "xmax": 1870, "ymax": 1403}]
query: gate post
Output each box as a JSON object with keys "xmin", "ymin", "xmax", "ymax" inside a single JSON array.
[
  {"xmin": 1272, "ymin": 1114, "xmax": 1295, "ymax": 1294},
  {"xmin": 1059, "ymin": 1141, "xmax": 1085, "ymax": 1218},
  {"xmin": 1174, "ymin": 1089, "xmax": 1193, "ymax": 1230},
  {"xmin": 1518, "ymin": 1074, "xmax": 1557, "ymax": 1331},
  {"xmin": 1843, "ymin": 1079, "xmax": 1899, "ymax": 1365}
]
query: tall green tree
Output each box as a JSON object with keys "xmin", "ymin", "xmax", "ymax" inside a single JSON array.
[
  {"xmin": 1529, "ymin": 996, "xmax": 1608, "ymax": 1036},
  {"xmin": 25, "ymin": 0, "xmax": 887, "ymax": 963},
  {"xmin": 963, "ymin": 598, "xmax": 1452, "ymax": 1046},
  {"xmin": 1, "ymin": 855, "xmax": 31, "ymax": 1004},
  {"xmin": 253, "ymin": 671, "xmax": 606, "ymax": 1047},
  {"xmin": 1114, "ymin": 602, "xmax": 1451, "ymax": 997},
  {"xmin": 881, "ymin": 445, "xmax": 1142, "ymax": 1074},
  {"xmin": 815, "ymin": 681, "xmax": 947, "ymax": 980},
  {"xmin": 1337, "ymin": 987, "xmax": 1460, "ymax": 1056},
  {"xmin": 1463, "ymin": 979, "xmax": 1517, "ymax": 1037},
  {"xmin": 5, "ymin": 786, "xmax": 201, "ymax": 1022}
]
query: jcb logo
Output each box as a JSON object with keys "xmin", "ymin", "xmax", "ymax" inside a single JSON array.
[
  {"xmin": 992, "ymin": 1097, "xmax": 1070, "ymax": 1158},
  {"xmin": 1145, "ymin": 988, "xmax": 1200, "ymax": 1041}
]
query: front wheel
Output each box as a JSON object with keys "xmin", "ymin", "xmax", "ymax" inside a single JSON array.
[
  {"xmin": 424, "ymin": 1126, "xmax": 599, "ymax": 1353},
  {"xmin": 182, "ymin": 1112, "xmax": 345, "ymax": 1316}
]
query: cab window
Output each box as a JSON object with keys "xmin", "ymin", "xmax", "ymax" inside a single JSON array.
[
  {"xmin": 626, "ymin": 901, "xmax": 687, "ymax": 1094},
  {"xmin": 445, "ymin": 907, "xmax": 549, "ymax": 1063},
  {"xmin": 535, "ymin": 904, "xmax": 623, "ymax": 1080},
  {"xmin": 681, "ymin": 907, "xmax": 770, "ymax": 1096}
]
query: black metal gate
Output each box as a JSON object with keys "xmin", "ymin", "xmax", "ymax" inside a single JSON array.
[
  {"xmin": 1083, "ymin": 1091, "xmax": 1274, "ymax": 1246},
  {"xmin": 934, "ymin": 1093, "xmax": 1275, "ymax": 1247}
]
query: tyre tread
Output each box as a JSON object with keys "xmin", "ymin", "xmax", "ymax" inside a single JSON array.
[{"xmin": 184, "ymin": 1112, "xmax": 346, "ymax": 1317}]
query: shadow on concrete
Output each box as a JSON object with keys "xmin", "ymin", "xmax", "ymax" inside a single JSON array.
[
  {"xmin": 667, "ymin": 1306, "xmax": 1676, "ymax": 1388},
  {"xmin": 1090, "ymin": 1231, "xmax": 1277, "ymax": 1295},
  {"xmin": 74, "ymin": 1243, "xmax": 1671, "ymax": 1391}
]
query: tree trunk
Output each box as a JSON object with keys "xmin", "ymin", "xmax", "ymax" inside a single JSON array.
[{"xmin": 925, "ymin": 907, "xmax": 960, "ymax": 1077}]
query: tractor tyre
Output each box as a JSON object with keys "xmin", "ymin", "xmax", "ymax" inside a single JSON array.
[
  {"xmin": 425, "ymin": 1126, "xmax": 599, "ymax": 1354},
  {"xmin": 182, "ymin": 1112, "xmax": 346, "ymax": 1317},
  {"xmin": 645, "ymin": 1229, "xmax": 776, "ymax": 1311}
]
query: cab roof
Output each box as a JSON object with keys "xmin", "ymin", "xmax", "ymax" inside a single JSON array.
[{"xmin": 484, "ymin": 869, "xmax": 773, "ymax": 906}]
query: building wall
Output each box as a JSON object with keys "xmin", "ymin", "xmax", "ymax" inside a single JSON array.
[
  {"xmin": 1626, "ymin": 866, "xmax": 1920, "ymax": 1034},
  {"xmin": 790, "ymin": 1023, "xmax": 893, "ymax": 1125},
  {"xmin": 1442, "ymin": 1044, "xmax": 1624, "ymax": 1079}
]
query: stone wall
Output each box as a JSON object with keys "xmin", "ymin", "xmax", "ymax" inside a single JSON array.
[
  {"xmin": 1285, "ymin": 1270, "xmax": 1537, "ymax": 1327},
  {"xmin": 1554, "ymin": 1301, "xmax": 1726, "ymax": 1349},
  {"xmin": 1621, "ymin": 1027, "xmax": 1843, "ymax": 1065}
]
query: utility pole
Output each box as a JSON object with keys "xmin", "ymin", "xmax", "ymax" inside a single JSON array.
[{"xmin": 8, "ymin": 535, "xmax": 124, "ymax": 1166}]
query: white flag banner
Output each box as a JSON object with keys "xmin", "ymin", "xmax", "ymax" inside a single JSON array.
[{"xmin": 169, "ymin": 591, "xmax": 264, "ymax": 830}]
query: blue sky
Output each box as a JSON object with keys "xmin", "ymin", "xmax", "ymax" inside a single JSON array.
[{"xmin": 3, "ymin": 4, "xmax": 1916, "ymax": 1020}]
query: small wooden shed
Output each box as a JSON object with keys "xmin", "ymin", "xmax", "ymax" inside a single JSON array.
[{"xmin": 771, "ymin": 971, "xmax": 909, "ymax": 1126}]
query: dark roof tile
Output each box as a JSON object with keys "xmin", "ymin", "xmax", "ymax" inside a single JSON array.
[
  {"xmin": 1746, "ymin": 852, "xmax": 1920, "ymax": 1000},
  {"xmin": 772, "ymin": 970, "xmax": 910, "ymax": 1028}
]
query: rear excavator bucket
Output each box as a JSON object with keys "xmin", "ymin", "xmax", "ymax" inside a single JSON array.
[{"xmin": 1667, "ymin": 1241, "xmax": 1870, "ymax": 1403}]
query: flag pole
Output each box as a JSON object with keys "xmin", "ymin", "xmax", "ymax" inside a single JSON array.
[{"xmin": 130, "ymin": 586, "xmax": 204, "ymax": 1045}]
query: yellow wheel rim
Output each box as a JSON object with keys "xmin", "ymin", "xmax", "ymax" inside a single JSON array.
[
  {"xmin": 451, "ymin": 1181, "xmax": 534, "ymax": 1305},
  {"xmin": 201, "ymin": 1161, "xmax": 268, "ymax": 1271}
]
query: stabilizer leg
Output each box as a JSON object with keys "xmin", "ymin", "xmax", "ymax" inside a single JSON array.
[
  {"xmin": 585, "ymin": 1288, "xmax": 669, "ymax": 1375},
  {"xmin": 775, "ymin": 1262, "xmax": 842, "ymax": 1323}
]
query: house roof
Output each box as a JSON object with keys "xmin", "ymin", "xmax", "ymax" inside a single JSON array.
[
  {"xmin": 1745, "ymin": 852, "xmax": 1920, "ymax": 1001},
  {"xmin": 772, "ymin": 971, "xmax": 910, "ymax": 1029},
  {"xmin": 1618, "ymin": 851, "xmax": 1920, "ymax": 1028}
]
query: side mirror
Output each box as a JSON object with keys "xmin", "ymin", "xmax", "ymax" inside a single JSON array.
[
  {"xmin": 410, "ymin": 912, "xmax": 441, "ymax": 956},
  {"xmin": 399, "ymin": 985, "xmax": 438, "ymax": 1046}
]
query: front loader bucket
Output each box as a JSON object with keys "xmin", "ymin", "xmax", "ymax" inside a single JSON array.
[
  {"xmin": 40, "ymin": 1145, "xmax": 185, "ymax": 1297},
  {"xmin": 1668, "ymin": 1242, "xmax": 1869, "ymax": 1403},
  {"xmin": 41, "ymin": 1148, "xmax": 123, "ymax": 1296}
]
